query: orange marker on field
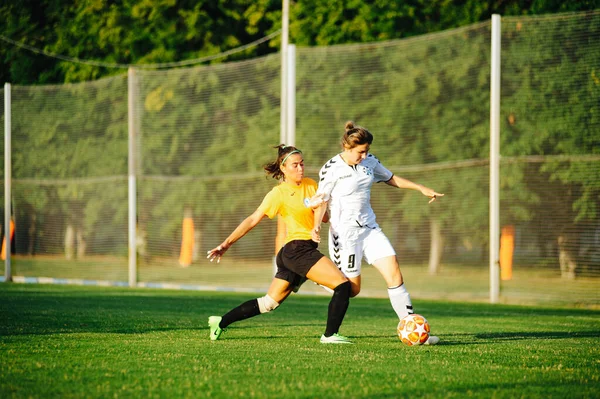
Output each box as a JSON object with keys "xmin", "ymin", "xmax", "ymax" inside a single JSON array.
[
  {"xmin": 1, "ymin": 220, "xmax": 15, "ymax": 261},
  {"xmin": 179, "ymin": 216, "xmax": 194, "ymax": 267},
  {"xmin": 500, "ymin": 225, "xmax": 515, "ymax": 281}
]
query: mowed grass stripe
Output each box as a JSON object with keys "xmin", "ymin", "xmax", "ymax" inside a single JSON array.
[{"xmin": 1, "ymin": 284, "xmax": 599, "ymax": 398}]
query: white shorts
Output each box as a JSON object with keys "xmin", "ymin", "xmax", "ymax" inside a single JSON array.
[{"xmin": 328, "ymin": 226, "xmax": 396, "ymax": 278}]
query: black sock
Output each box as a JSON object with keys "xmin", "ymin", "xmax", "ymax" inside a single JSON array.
[
  {"xmin": 324, "ymin": 281, "xmax": 351, "ymax": 337},
  {"xmin": 220, "ymin": 299, "xmax": 261, "ymax": 329}
]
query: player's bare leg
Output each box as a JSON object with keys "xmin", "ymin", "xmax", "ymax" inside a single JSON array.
[
  {"xmin": 372, "ymin": 255, "xmax": 403, "ymax": 288},
  {"xmin": 266, "ymin": 278, "xmax": 294, "ymax": 303},
  {"xmin": 372, "ymin": 255, "xmax": 413, "ymax": 318},
  {"xmin": 306, "ymin": 256, "xmax": 347, "ymax": 289}
]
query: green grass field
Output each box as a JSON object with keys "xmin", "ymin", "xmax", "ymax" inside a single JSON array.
[{"xmin": 1, "ymin": 284, "xmax": 599, "ymax": 398}]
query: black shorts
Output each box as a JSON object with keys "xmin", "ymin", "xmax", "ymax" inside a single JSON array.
[{"xmin": 275, "ymin": 239, "xmax": 325, "ymax": 285}]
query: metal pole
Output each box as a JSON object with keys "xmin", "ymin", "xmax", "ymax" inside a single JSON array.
[
  {"xmin": 286, "ymin": 44, "xmax": 296, "ymax": 146},
  {"xmin": 275, "ymin": 0, "xmax": 290, "ymax": 275},
  {"xmin": 280, "ymin": 0, "xmax": 289, "ymax": 145},
  {"xmin": 127, "ymin": 68, "xmax": 137, "ymax": 287},
  {"xmin": 489, "ymin": 14, "xmax": 501, "ymax": 303},
  {"xmin": 4, "ymin": 83, "xmax": 12, "ymax": 282}
]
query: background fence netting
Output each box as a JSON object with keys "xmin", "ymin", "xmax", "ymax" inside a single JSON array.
[
  {"xmin": 133, "ymin": 54, "xmax": 282, "ymax": 289},
  {"xmin": 2, "ymin": 11, "xmax": 598, "ymax": 307},
  {"xmin": 8, "ymin": 77, "xmax": 130, "ymax": 281},
  {"xmin": 497, "ymin": 13, "xmax": 600, "ymax": 305}
]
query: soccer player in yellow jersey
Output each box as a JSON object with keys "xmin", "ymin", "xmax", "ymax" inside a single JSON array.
[{"xmin": 206, "ymin": 145, "xmax": 352, "ymax": 344}]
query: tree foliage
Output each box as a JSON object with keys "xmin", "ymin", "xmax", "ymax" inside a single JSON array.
[{"xmin": 1, "ymin": 0, "xmax": 598, "ymax": 85}]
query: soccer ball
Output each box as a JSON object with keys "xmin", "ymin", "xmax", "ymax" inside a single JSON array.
[{"xmin": 397, "ymin": 314, "xmax": 430, "ymax": 346}]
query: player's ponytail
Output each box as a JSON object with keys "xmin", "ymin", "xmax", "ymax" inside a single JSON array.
[
  {"xmin": 341, "ymin": 121, "xmax": 374, "ymax": 149},
  {"xmin": 264, "ymin": 144, "xmax": 302, "ymax": 180}
]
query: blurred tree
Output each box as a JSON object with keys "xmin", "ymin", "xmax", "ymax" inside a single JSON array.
[
  {"xmin": 0, "ymin": 0, "xmax": 281, "ymax": 84},
  {"xmin": 1, "ymin": 0, "xmax": 598, "ymax": 85}
]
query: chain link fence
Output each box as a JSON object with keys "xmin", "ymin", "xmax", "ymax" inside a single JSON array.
[{"xmin": 1, "ymin": 11, "xmax": 598, "ymax": 307}]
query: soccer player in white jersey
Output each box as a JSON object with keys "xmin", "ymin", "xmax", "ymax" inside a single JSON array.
[{"xmin": 312, "ymin": 121, "xmax": 444, "ymax": 345}]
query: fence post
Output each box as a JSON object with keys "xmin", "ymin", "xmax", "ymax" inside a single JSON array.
[
  {"xmin": 280, "ymin": 0, "xmax": 289, "ymax": 145},
  {"xmin": 275, "ymin": 2, "xmax": 290, "ymax": 276},
  {"xmin": 128, "ymin": 68, "xmax": 137, "ymax": 287},
  {"xmin": 286, "ymin": 44, "xmax": 296, "ymax": 146},
  {"xmin": 489, "ymin": 14, "xmax": 501, "ymax": 303},
  {"xmin": 4, "ymin": 83, "xmax": 11, "ymax": 282}
]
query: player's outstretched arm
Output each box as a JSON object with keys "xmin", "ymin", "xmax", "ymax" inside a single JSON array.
[
  {"xmin": 385, "ymin": 175, "xmax": 444, "ymax": 204},
  {"xmin": 311, "ymin": 201, "xmax": 329, "ymax": 243},
  {"xmin": 206, "ymin": 208, "xmax": 267, "ymax": 263}
]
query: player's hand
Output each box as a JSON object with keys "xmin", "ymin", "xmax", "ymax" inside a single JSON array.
[
  {"xmin": 305, "ymin": 193, "xmax": 328, "ymax": 209},
  {"xmin": 206, "ymin": 244, "xmax": 229, "ymax": 263},
  {"xmin": 420, "ymin": 186, "xmax": 444, "ymax": 204},
  {"xmin": 311, "ymin": 225, "xmax": 322, "ymax": 243}
]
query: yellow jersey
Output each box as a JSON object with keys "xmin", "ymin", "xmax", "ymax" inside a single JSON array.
[{"xmin": 258, "ymin": 177, "xmax": 318, "ymax": 243}]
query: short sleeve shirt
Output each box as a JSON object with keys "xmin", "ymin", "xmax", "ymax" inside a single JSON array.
[
  {"xmin": 316, "ymin": 153, "xmax": 392, "ymax": 229},
  {"xmin": 258, "ymin": 177, "xmax": 318, "ymax": 243}
]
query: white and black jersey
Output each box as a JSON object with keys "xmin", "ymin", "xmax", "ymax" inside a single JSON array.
[{"xmin": 316, "ymin": 153, "xmax": 393, "ymax": 231}]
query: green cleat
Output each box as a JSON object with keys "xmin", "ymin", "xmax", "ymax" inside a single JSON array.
[
  {"xmin": 208, "ymin": 316, "xmax": 225, "ymax": 341},
  {"xmin": 320, "ymin": 333, "xmax": 353, "ymax": 344}
]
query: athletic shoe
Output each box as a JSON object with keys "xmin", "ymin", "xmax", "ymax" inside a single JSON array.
[
  {"xmin": 320, "ymin": 333, "xmax": 353, "ymax": 344},
  {"xmin": 208, "ymin": 316, "xmax": 225, "ymax": 341},
  {"xmin": 424, "ymin": 335, "xmax": 440, "ymax": 345}
]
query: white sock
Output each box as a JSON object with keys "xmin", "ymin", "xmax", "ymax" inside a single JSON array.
[{"xmin": 387, "ymin": 284, "xmax": 413, "ymax": 320}]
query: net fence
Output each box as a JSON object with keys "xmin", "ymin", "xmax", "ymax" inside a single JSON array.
[
  {"xmin": 1, "ymin": 11, "xmax": 598, "ymax": 307},
  {"xmin": 133, "ymin": 55, "xmax": 282, "ymax": 289},
  {"xmin": 294, "ymin": 21, "xmax": 496, "ymax": 302},
  {"xmin": 7, "ymin": 77, "xmax": 130, "ymax": 280},
  {"xmin": 497, "ymin": 12, "xmax": 600, "ymax": 305}
]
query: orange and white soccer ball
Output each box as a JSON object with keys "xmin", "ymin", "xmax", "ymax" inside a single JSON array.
[{"xmin": 397, "ymin": 314, "xmax": 430, "ymax": 346}]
